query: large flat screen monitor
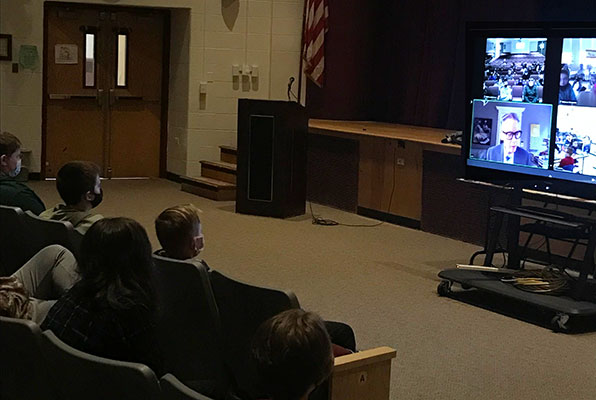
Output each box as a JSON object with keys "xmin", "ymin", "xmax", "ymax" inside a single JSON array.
[{"xmin": 465, "ymin": 26, "xmax": 596, "ymax": 198}]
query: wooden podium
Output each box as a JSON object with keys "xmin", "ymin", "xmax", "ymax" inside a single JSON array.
[{"xmin": 236, "ymin": 99, "xmax": 307, "ymax": 218}]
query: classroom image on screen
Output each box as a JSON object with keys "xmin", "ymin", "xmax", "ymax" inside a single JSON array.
[
  {"xmin": 484, "ymin": 38, "xmax": 546, "ymax": 103},
  {"xmin": 559, "ymin": 38, "xmax": 596, "ymax": 106},
  {"xmin": 554, "ymin": 105, "xmax": 596, "ymax": 176}
]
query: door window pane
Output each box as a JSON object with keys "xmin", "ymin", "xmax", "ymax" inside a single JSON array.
[
  {"xmin": 116, "ymin": 34, "xmax": 127, "ymax": 87},
  {"xmin": 84, "ymin": 33, "xmax": 95, "ymax": 87}
]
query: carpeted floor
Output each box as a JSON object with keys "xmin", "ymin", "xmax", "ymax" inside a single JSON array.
[{"xmin": 30, "ymin": 178, "xmax": 596, "ymax": 400}]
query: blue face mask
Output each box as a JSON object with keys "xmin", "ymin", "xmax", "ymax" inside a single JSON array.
[{"xmin": 8, "ymin": 159, "xmax": 21, "ymax": 178}]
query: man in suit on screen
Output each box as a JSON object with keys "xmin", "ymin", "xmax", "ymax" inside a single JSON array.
[{"xmin": 486, "ymin": 112, "xmax": 534, "ymax": 166}]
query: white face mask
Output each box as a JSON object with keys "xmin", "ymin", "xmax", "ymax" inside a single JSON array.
[
  {"xmin": 8, "ymin": 159, "xmax": 21, "ymax": 178},
  {"xmin": 187, "ymin": 234, "xmax": 204, "ymax": 261}
]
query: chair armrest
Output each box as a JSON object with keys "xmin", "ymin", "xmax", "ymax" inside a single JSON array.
[
  {"xmin": 333, "ymin": 346, "xmax": 396, "ymax": 372},
  {"xmin": 330, "ymin": 347, "xmax": 396, "ymax": 400}
]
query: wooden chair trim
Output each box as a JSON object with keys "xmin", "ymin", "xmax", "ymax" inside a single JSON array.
[{"xmin": 333, "ymin": 346, "xmax": 396, "ymax": 373}]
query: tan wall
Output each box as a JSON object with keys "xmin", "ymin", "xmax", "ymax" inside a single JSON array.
[{"xmin": 0, "ymin": 0, "xmax": 305, "ymax": 175}]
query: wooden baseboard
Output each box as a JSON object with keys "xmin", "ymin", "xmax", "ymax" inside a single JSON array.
[
  {"xmin": 166, "ymin": 171, "xmax": 181, "ymax": 183},
  {"xmin": 357, "ymin": 206, "xmax": 420, "ymax": 229}
]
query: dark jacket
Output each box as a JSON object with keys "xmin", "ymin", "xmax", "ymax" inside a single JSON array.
[
  {"xmin": 0, "ymin": 175, "xmax": 45, "ymax": 215},
  {"xmin": 42, "ymin": 283, "xmax": 163, "ymax": 375},
  {"xmin": 559, "ymin": 84, "xmax": 577, "ymax": 103},
  {"xmin": 486, "ymin": 144, "xmax": 534, "ymax": 166},
  {"xmin": 522, "ymin": 85, "xmax": 539, "ymax": 103}
]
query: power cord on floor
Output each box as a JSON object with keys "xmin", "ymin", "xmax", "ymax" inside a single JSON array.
[
  {"xmin": 310, "ymin": 147, "xmax": 397, "ymax": 228},
  {"xmin": 502, "ymin": 267, "xmax": 574, "ymax": 295}
]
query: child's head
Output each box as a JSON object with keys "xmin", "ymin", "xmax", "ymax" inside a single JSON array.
[
  {"xmin": 567, "ymin": 147, "xmax": 574, "ymax": 156},
  {"xmin": 155, "ymin": 204, "xmax": 203, "ymax": 260},
  {"xmin": 0, "ymin": 132, "xmax": 22, "ymax": 177},
  {"xmin": 79, "ymin": 217, "xmax": 154, "ymax": 311},
  {"xmin": 252, "ymin": 309, "xmax": 334, "ymax": 400},
  {"xmin": 56, "ymin": 161, "xmax": 102, "ymax": 208}
]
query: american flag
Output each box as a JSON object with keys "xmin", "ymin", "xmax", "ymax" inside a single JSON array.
[{"xmin": 302, "ymin": 0, "xmax": 328, "ymax": 87}]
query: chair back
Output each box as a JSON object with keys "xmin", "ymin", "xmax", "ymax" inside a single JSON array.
[
  {"xmin": 512, "ymin": 85, "xmax": 523, "ymax": 98},
  {"xmin": 159, "ymin": 373, "xmax": 215, "ymax": 400},
  {"xmin": 40, "ymin": 330, "xmax": 160, "ymax": 400},
  {"xmin": 486, "ymin": 86, "xmax": 499, "ymax": 97},
  {"xmin": 0, "ymin": 316, "xmax": 57, "ymax": 400},
  {"xmin": 23, "ymin": 210, "xmax": 80, "ymax": 255},
  {"xmin": 151, "ymin": 254, "xmax": 226, "ymax": 387},
  {"xmin": 0, "ymin": 205, "xmax": 31, "ymax": 275},
  {"xmin": 208, "ymin": 269, "xmax": 300, "ymax": 397},
  {"xmin": 537, "ymin": 85, "xmax": 544, "ymax": 100},
  {"xmin": 577, "ymin": 90, "xmax": 596, "ymax": 106}
]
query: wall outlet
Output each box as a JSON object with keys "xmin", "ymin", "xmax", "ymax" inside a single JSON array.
[{"xmin": 396, "ymin": 158, "xmax": 405, "ymax": 166}]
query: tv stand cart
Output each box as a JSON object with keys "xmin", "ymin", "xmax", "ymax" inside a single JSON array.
[{"xmin": 438, "ymin": 183, "xmax": 596, "ymax": 332}]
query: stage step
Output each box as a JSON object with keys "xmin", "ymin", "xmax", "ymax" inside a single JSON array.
[
  {"xmin": 180, "ymin": 176, "xmax": 236, "ymax": 201},
  {"xmin": 200, "ymin": 160, "xmax": 236, "ymax": 184},
  {"xmin": 219, "ymin": 145, "xmax": 237, "ymax": 164}
]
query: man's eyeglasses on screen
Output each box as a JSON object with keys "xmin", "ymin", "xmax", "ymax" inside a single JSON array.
[{"xmin": 503, "ymin": 130, "xmax": 522, "ymax": 140}]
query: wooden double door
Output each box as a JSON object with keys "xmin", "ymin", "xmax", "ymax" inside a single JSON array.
[{"xmin": 44, "ymin": 3, "xmax": 168, "ymax": 178}]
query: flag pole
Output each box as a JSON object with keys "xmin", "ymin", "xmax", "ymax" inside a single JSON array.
[{"xmin": 297, "ymin": 0, "xmax": 308, "ymax": 104}]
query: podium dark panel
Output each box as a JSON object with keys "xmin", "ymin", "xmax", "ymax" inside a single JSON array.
[{"xmin": 236, "ymin": 99, "xmax": 307, "ymax": 218}]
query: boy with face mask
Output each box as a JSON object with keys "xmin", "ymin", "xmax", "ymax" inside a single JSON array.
[
  {"xmin": 154, "ymin": 204, "xmax": 205, "ymax": 261},
  {"xmin": 154, "ymin": 204, "xmax": 358, "ymax": 354},
  {"xmin": 0, "ymin": 132, "xmax": 45, "ymax": 214},
  {"xmin": 40, "ymin": 161, "xmax": 104, "ymax": 234}
]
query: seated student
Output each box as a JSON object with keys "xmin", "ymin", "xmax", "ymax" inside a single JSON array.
[
  {"xmin": 154, "ymin": 204, "xmax": 357, "ymax": 353},
  {"xmin": 251, "ymin": 309, "xmax": 334, "ymax": 400},
  {"xmin": 0, "ymin": 131, "xmax": 45, "ymax": 214},
  {"xmin": 40, "ymin": 161, "xmax": 104, "ymax": 234},
  {"xmin": 559, "ymin": 147, "xmax": 578, "ymax": 171},
  {"xmin": 154, "ymin": 204, "xmax": 204, "ymax": 261},
  {"xmin": 42, "ymin": 218, "xmax": 163, "ymax": 375},
  {"xmin": 559, "ymin": 68, "xmax": 577, "ymax": 104},
  {"xmin": 522, "ymin": 78, "xmax": 539, "ymax": 103},
  {"xmin": 1, "ymin": 245, "xmax": 79, "ymax": 323}
]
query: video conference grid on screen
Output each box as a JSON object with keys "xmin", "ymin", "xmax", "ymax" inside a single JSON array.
[
  {"xmin": 473, "ymin": 37, "xmax": 596, "ymax": 181},
  {"xmin": 555, "ymin": 38, "xmax": 596, "ymax": 177}
]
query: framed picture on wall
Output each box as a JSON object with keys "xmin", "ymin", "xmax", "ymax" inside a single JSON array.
[
  {"xmin": 472, "ymin": 117, "xmax": 492, "ymax": 146},
  {"xmin": 0, "ymin": 34, "xmax": 12, "ymax": 61}
]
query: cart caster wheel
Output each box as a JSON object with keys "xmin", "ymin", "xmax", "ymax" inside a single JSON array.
[
  {"xmin": 437, "ymin": 280, "xmax": 452, "ymax": 296},
  {"xmin": 551, "ymin": 313, "xmax": 570, "ymax": 333}
]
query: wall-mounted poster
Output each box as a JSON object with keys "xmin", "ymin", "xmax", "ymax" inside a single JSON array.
[
  {"xmin": 19, "ymin": 45, "xmax": 39, "ymax": 70},
  {"xmin": 55, "ymin": 44, "xmax": 78, "ymax": 64}
]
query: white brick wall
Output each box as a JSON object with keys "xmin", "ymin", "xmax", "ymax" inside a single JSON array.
[{"xmin": 0, "ymin": 0, "xmax": 305, "ymax": 176}]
